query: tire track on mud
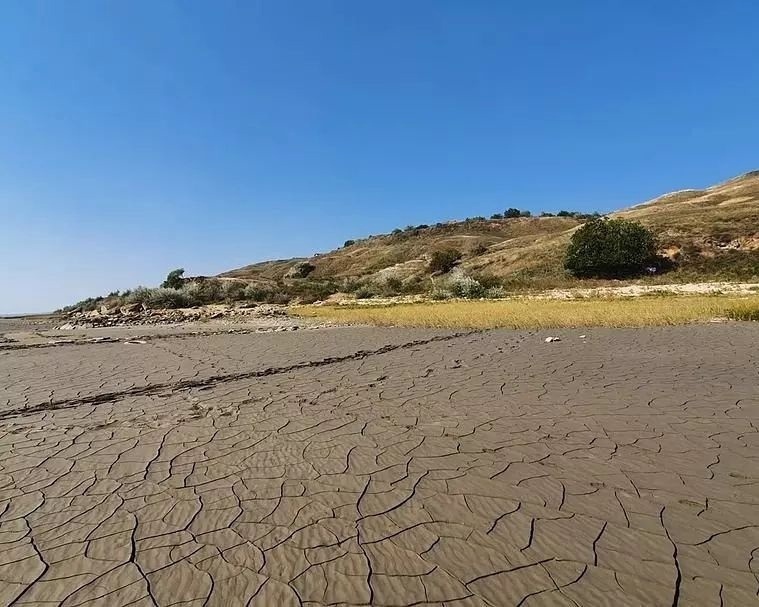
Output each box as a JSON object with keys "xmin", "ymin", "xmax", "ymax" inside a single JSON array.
[{"xmin": 0, "ymin": 331, "xmax": 478, "ymax": 420}]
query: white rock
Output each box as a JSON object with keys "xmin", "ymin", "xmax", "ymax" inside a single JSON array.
[{"xmin": 544, "ymin": 336, "xmax": 561, "ymax": 343}]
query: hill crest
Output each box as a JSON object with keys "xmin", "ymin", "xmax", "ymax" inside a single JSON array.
[{"xmin": 221, "ymin": 170, "xmax": 759, "ymax": 286}]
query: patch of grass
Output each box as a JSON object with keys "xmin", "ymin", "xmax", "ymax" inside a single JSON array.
[
  {"xmin": 725, "ymin": 300, "xmax": 759, "ymax": 321},
  {"xmin": 294, "ymin": 295, "xmax": 759, "ymax": 329}
]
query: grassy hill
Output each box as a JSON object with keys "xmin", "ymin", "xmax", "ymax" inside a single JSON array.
[
  {"xmin": 62, "ymin": 170, "xmax": 759, "ymax": 312},
  {"xmin": 221, "ymin": 170, "xmax": 759, "ymax": 289}
]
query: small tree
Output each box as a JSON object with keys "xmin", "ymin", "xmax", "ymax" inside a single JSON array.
[
  {"xmin": 565, "ymin": 219, "xmax": 658, "ymax": 278},
  {"xmin": 343, "ymin": 239, "xmax": 356, "ymax": 248},
  {"xmin": 161, "ymin": 268, "xmax": 185, "ymax": 289},
  {"xmin": 429, "ymin": 249, "xmax": 462, "ymax": 274},
  {"xmin": 504, "ymin": 208, "xmax": 522, "ymax": 218}
]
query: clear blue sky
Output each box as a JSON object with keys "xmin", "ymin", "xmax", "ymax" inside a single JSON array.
[{"xmin": 2, "ymin": 1, "xmax": 758, "ymax": 313}]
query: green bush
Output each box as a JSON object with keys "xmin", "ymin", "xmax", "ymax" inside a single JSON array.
[
  {"xmin": 343, "ymin": 240, "xmax": 356, "ymax": 248},
  {"xmin": 564, "ymin": 219, "xmax": 658, "ymax": 278},
  {"xmin": 484, "ymin": 286, "xmax": 507, "ymax": 299},
  {"xmin": 383, "ymin": 276, "xmax": 403, "ymax": 294},
  {"xmin": 504, "ymin": 208, "xmax": 522, "ymax": 218},
  {"xmin": 285, "ymin": 261, "xmax": 316, "ymax": 279},
  {"xmin": 429, "ymin": 249, "xmax": 462, "ymax": 274},
  {"xmin": 125, "ymin": 287, "xmax": 153, "ymax": 306},
  {"xmin": 161, "ymin": 268, "xmax": 185, "ymax": 289},
  {"xmin": 136, "ymin": 287, "xmax": 192, "ymax": 309},
  {"xmin": 186, "ymin": 279, "xmax": 223, "ymax": 304},
  {"xmin": 471, "ymin": 273, "xmax": 501, "ymax": 289},
  {"xmin": 222, "ymin": 281, "xmax": 247, "ymax": 302},
  {"xmin": 447, "ymin": 274, "xmax": 485, "ymax": 298},
  {"xmin": 243, "ymin": 284, "xmax": 272, "ymax": 301},
  {"xmin": 354, "ymin": 286, "xmax": 375, "ymax": 299},
  {"xmin": 430, "ymin": 288, "xmax": 453, "ymax": 300}
]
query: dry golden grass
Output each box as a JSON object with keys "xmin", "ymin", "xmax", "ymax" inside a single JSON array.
[
  {"xmin": 223, "ymin": 171, "xmax": 759, "ymax": 287},
  {"xmin": 295, "ymin": 295, "xmax": 759, "ymax": 329}
]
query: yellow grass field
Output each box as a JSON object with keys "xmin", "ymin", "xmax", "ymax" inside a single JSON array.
[{"xmin": 295, "ymin": 295, "xmax": 759, "ymax": 329}]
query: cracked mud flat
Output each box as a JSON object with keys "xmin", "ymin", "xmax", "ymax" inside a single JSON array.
[{"xmin": 1, "ymin": 324, "xmax": 758, "ymax": 606}]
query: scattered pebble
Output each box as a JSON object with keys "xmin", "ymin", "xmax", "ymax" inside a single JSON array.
[
  {"xmin": 544, "ymin": 336, "xmax": 561, "ymax": 343},
  {"xmin": 579, "ymin": 334, "xmax": 586, "ymax": 339}
]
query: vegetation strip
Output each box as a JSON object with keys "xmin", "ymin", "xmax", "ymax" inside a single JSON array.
[{"xmin": 295, "ymin": 295, "xmax": 759, "ymax": 329}]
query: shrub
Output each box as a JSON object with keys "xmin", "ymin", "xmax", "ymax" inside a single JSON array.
[
  {"xmin": 557, "ymin": 210, "xmax": 573, "ymax": 217},
  {"xmin": 142, "ymin": 287, "xmax": 192, "ymax": 309},
  {"xmin": 447, "ymin": 273, "xmax": 485, "ymax": 298},
  {"xmin": 243, "ymin": 284, "xmax": 271, "ymax": 302},
  {"xmin": 222, "ymin": 281, "xmax": 247, "ymax": 302},
  {"xmin": 564, "ymin": 218, "xmax": 658, "ymax": 278},
  {"xmin": 162, "ymin": 268, "xmax": 185, "ymax": 289},
  {"xmin": 285, "ymin": 261, "xmax": 316, "ymax": 279},
  {"xmin": 430, "ymin": 288, "xmax": 453, "ymax": 300},
  {"xmin": 484, "ymin": 286, "xmax": 507, "ymax": 299},
  {"xmin": 61, "ymin": 296, "xmax": 105, "ymax": 313},
  {"xmin": 343, "ymin": 240, "xmax": 356, "ymax": 248},
  {"xmin": 354, "ymin": 286, "xmax": 375, "ymax": 299},
  {"xmin": 188, "ymin": 279, "xmax": 223, "ymax": 304},
  {"xmin": 125, "ymin": 287, "xmax": 153, "ymax": 306},
  {"xmin": 491, "ymin": 213, "xmax": 503, "ymax": 219},
  {"xmin": 286, "ymin": 279, "xmax": 339, "ymax": 303},
  {"xmin": 384, "ymin": 276, "xmax": 404, "ymax": 294},
  {"xmin": 429, "ymin": 249, "xmax": 462, "ymax": 274},
  {"xmin": 471, "ymin": 243, "xmax": 488, "ymax": 256},
  {"xmin": 504, "ymin": 208, "xmax": 522, "ymax": 218},
  {"xmin": 540, "ymin": 212, "xmax": 555, "ymax": 217},
  {"xmin": 392, "ymin": 228, "xmax": 403, "ymax": 235},
  {"xmin": 520, "ymin": 210, "xmax": 532, "ymax": 218},
  {"xmin": 471, "ymin": 273, "xmax": 501, "ymax": 289}
]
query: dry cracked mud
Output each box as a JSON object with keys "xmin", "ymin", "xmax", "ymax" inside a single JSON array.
[{"xmin": 1, "ymin": 323, "xmax": 758, "ymax": 606}]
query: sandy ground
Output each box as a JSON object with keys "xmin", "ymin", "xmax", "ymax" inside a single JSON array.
[
  {"xmin": 321, "ymin": 282, "xmax": 759, "ymax": 306},
  {"xmin": 1, "ymin": 322, "xmax": 758, "ymax": 606}
]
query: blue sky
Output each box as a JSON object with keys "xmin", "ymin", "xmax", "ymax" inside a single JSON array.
[{"xmin": 2, "ymin": 1, "xmax": 758, "ymax": 313}]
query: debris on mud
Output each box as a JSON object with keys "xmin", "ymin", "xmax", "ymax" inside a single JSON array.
[{"xmin": 57, "ymin": 303, "xmax": 295, "ymax": 329}]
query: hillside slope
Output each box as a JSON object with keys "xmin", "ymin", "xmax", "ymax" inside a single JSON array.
[{"xmin": 221, "ymin": 171, "xmax": 759, "ymax": 286}]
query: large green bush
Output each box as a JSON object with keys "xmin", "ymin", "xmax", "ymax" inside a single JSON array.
[
  {"xmin": 564, "ymin": 219, "xmax": 658, "ymax": 278},
  {"xmin": 161, "ymin": 268, "xmax": 185, "ymax": 289},
  {"xmin": 429, "ymin": 249, "xmax": 462, "ymax": 274}
]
